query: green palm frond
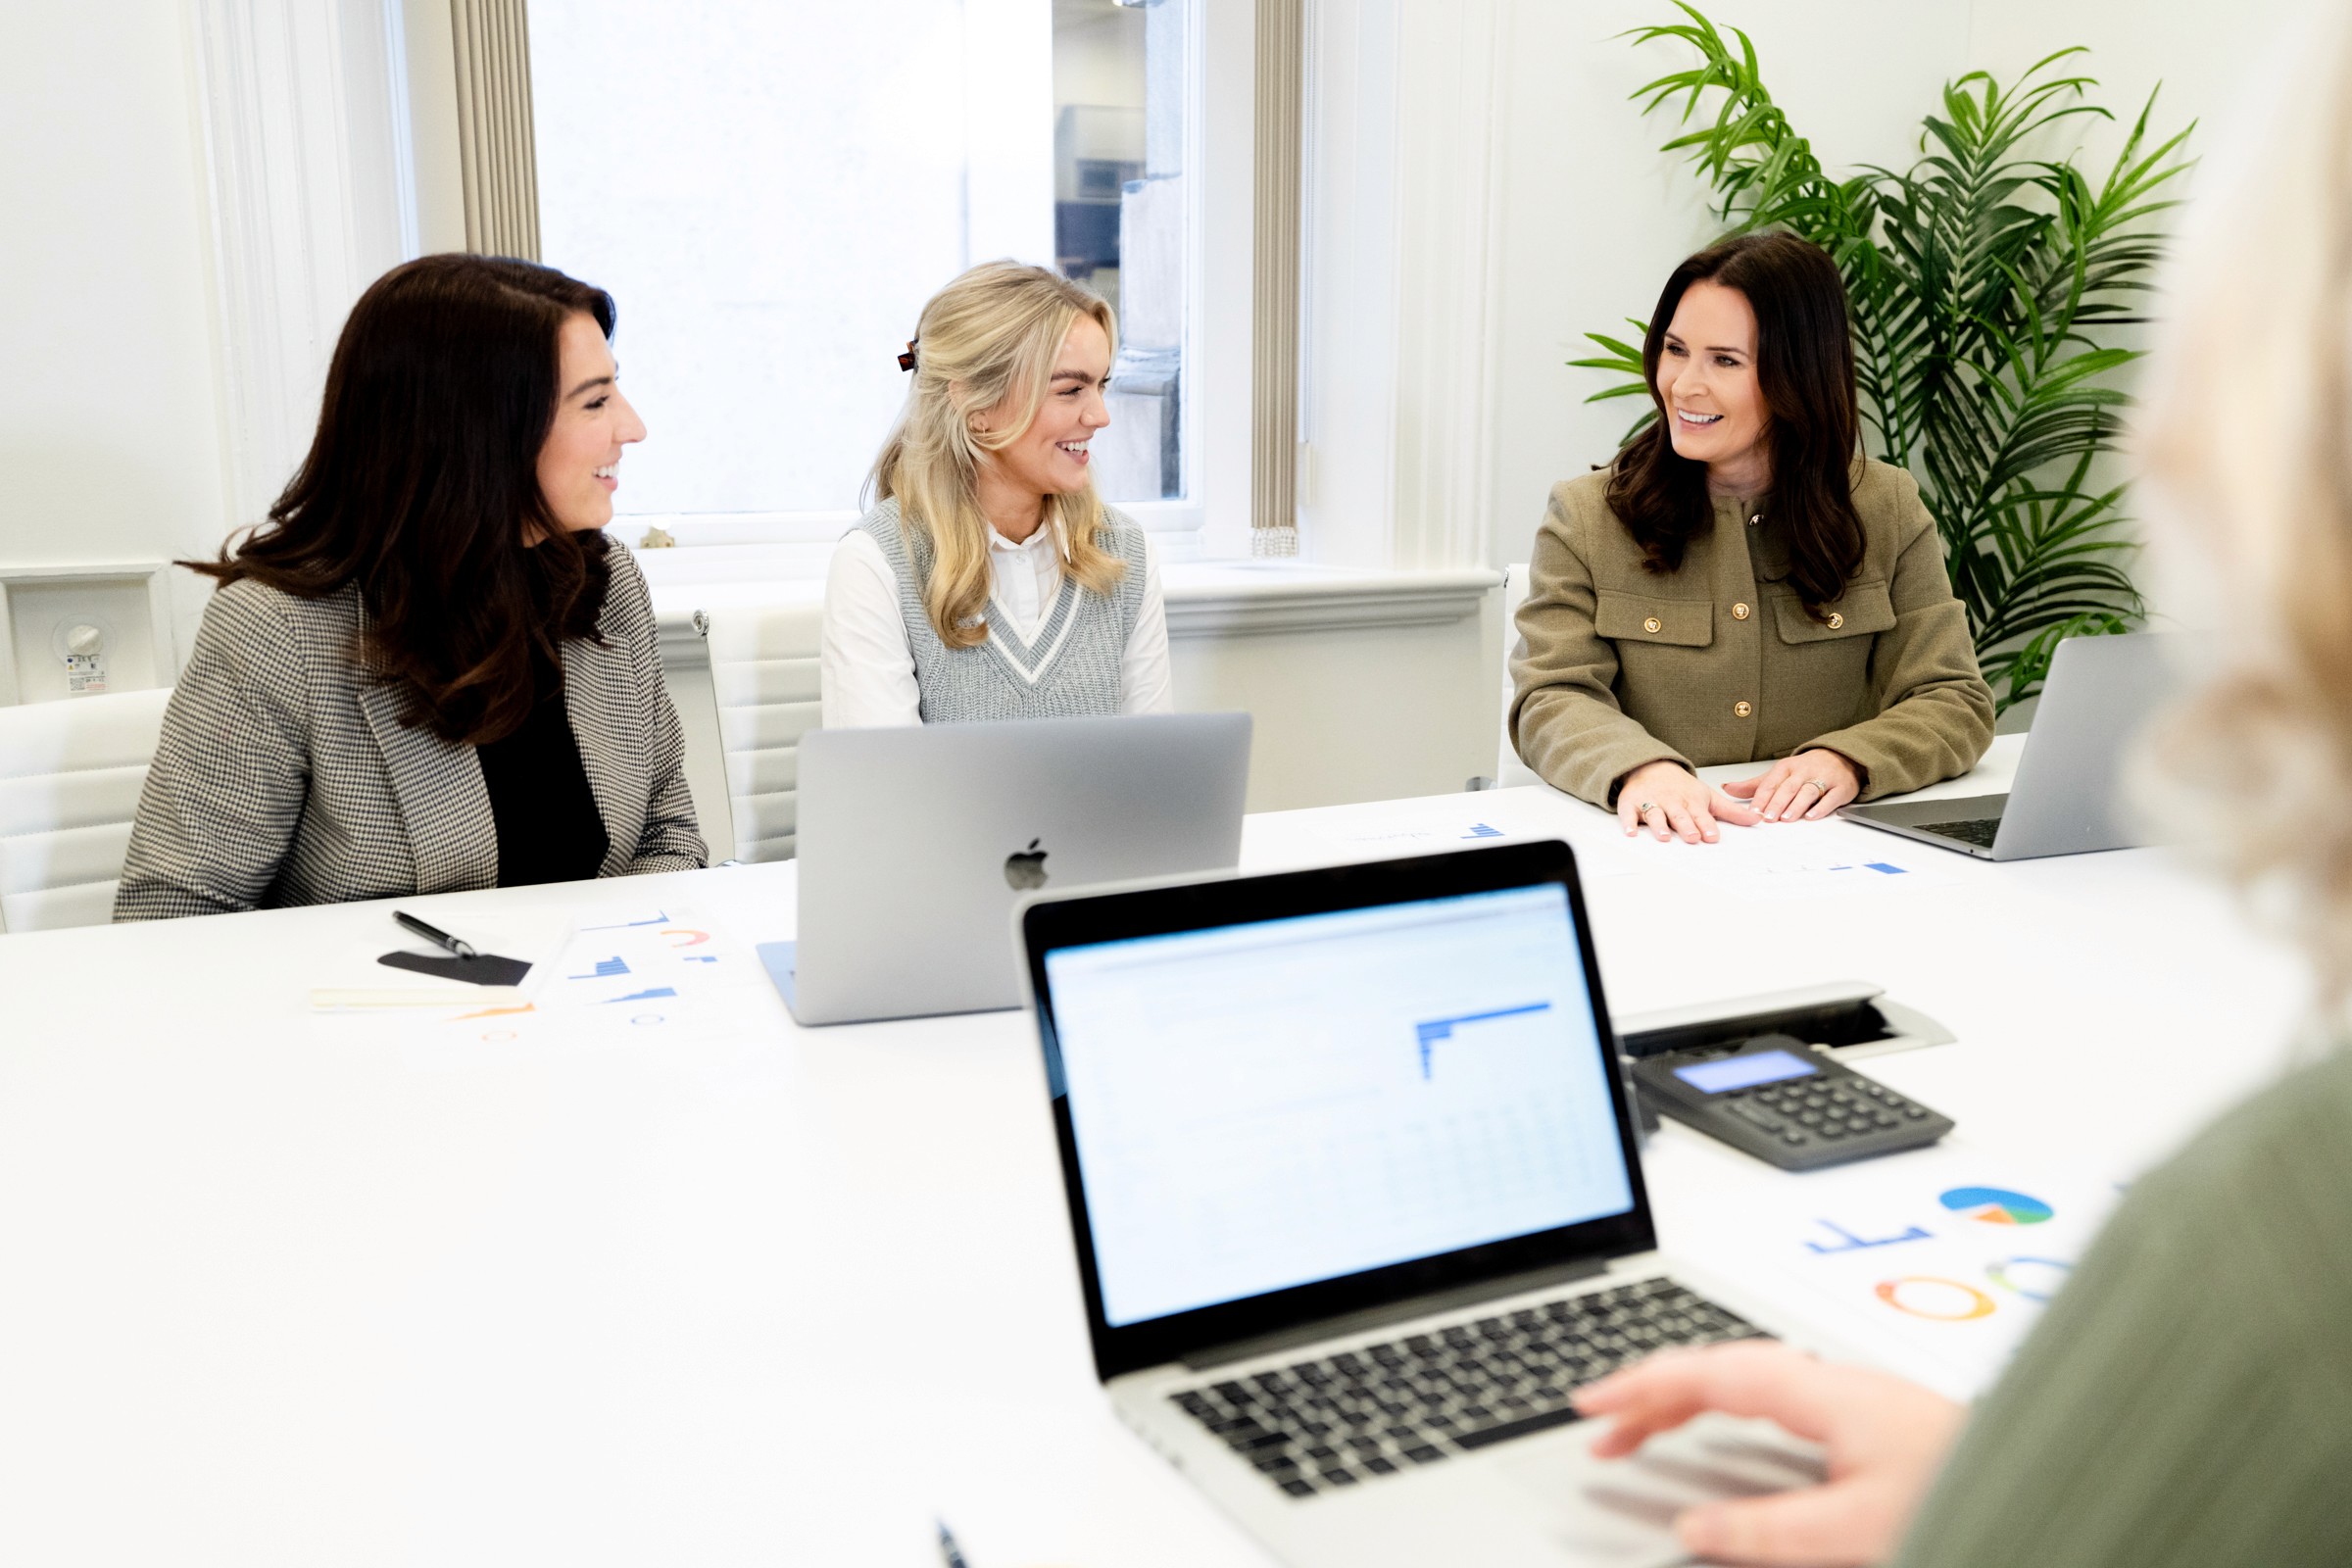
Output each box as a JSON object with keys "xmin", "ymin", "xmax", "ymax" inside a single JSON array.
[{"xmin": 1570, "ymin": 10, "xmax": 2192, "ymax": 710}]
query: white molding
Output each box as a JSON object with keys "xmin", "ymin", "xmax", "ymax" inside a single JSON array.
[
  {"xmin": 188, "ymin": 0, "xmax": 413, "ymax": 539},
  {"xmin": 1163, "ymin": 564, "xmax": 1496, "ymax": 638}
]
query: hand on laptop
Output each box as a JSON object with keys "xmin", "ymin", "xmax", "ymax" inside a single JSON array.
[
  {"xmin": 1574, "ymin": 1341, "xmax": 1963, "ymax": 1567},
  {"xmin": 1618, "ymin": 760, "xmax": 1763, "ymax": 843},
  {"xmin": 1724, "ymin": 750, "xmax": 1863, "ymax": 822}
]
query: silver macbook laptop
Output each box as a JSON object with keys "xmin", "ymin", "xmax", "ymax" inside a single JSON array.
[
  {"xmin": 761, "ymin": 711, "xmax": 1250, "ymax": 1025},
  {"xmin": 1840, "ymin": 630, "xmax": 2187, "ymax": 860},
  {"xmin": 1018, "ymin": 841, "xmax": 1821, "ymax": 1568}
]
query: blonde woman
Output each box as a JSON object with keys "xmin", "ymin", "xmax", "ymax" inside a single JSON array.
[
  {"xmin": 820, "ymin": 262, "xmax": 1173, "ymax": 725},
  {"xmin": 1553, "ymin": 14, "xmax": 2352, "ymax": 1567}
]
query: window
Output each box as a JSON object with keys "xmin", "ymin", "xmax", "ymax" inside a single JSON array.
[
  {"xmin": 530, "ymin": 0, "xmax": 1201, "ymax": 551},
  {"xmin": 1053, "ymin": 0, "xmax": 1188, "ymax": 505}
]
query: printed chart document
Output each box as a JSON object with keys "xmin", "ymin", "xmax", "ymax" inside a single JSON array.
[
  {"xmin": 318, "ymin": 903, "xmax": 772, "ymax": 1045},
  {"xmin": 1674, "ymin": 1145, "xmax": 2120, "ymax": 1399}
]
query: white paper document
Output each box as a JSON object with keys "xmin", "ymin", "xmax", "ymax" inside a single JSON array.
[
  {"xmin": 1676, "ymin": 1146, "xmax": 2121, "ymax": 1399},
  {"xmin": 1599, "ymin": 819, "xmax": 1958, "ymax": 899},
  {"xmin": 1297, "ymin": 795, "xmax": 1629, "ymax": 872},
  {"xmin": 321, "ymin": 903, "xmax": 774, "ymax": 1045}
]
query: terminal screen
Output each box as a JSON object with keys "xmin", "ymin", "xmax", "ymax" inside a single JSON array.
[
  {"xmin": 1042, "ymin": 883, "xmax": 1637, "ymax": 1328},
  {"xmin": 1672, "ymin": 1050, "xmax": 1819, "ymax": 1095}
]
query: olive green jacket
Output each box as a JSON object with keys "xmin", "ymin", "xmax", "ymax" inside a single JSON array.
[{"xmin": 1508, "ymin": 459, "xmax": 1994, "ymax": 806}]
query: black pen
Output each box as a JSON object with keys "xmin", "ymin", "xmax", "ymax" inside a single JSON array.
[
  {"xmin": 394, "ymin": 909, "xmax": 479, "ymax": 961},
  {"xmin": 935, "ymin": 1518, "xmax": 969, "ymax": 1568}
]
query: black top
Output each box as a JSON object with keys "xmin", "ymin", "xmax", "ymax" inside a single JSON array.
[{"xmin": 476, "ymin": 665, "xmax": 609, "ymax": 888}]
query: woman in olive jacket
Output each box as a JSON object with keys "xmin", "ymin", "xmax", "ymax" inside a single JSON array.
[{"xmin": 1509, "ymin": 232, "xmax": 1993, "ymax": 843}]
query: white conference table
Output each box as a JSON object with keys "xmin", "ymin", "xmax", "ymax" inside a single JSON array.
[{"xmin": 0, "ymin": 736, "xmax": 2310, "ymax": 1567}]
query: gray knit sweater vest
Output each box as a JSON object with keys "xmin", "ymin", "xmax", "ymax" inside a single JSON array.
[{"xmin": 853, "ymin": 498, "xmax": 1150, "ymax": 722}]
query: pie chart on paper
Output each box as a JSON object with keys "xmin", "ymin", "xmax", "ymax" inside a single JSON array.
[{"xmin": 1939, "ymin": 1187, "xmax": 2055, "ymax": 1226}]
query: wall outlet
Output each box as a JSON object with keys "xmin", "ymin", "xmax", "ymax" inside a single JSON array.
[{"xmin": 0, "ymin": 567, "xmax": 176, "ymax": 705}]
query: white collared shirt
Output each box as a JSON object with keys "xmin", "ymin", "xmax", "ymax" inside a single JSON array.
[{"xmin": 820, "ymin": 519, "xmax": 1175, "ymax": 727}]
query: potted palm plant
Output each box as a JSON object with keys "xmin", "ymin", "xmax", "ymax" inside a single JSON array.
[{"xmin": 1574, "ymin": 4, "xmax": 2193, "ymax": 710}]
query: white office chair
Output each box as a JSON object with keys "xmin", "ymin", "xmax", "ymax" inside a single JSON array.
[
  {"xmin": 1494, "ymin": 563, "xmax": 1543, "ymax": 789},
  {"xmin": 0, "ymin": 687, "xmax": 174, "ymax": 933},
  {"xmin": 656, "ymin": 609, "xmax": 738, "ymax": 865},
  {"xmin": 703, "ymin": 601, "xmax": 825, "ymax": 862}
]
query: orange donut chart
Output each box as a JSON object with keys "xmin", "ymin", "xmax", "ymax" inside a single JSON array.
[
  {"xmin": 1875, "ymin": 1275, "xmax": 1996, "ymax": 1321},
  {"xmin": 662, "ymin": 928, "xmax": 712, "ymax": 948}
]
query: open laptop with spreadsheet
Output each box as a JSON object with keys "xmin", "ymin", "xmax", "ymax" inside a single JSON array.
[{"xmin": 1018, "ymin": 841, "xmax": 1823, "ymax": 1568}]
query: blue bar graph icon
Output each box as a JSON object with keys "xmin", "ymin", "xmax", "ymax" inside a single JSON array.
[
  {"xmin": 569, "ymin": 956, "xmax": 629, "ymax": 980},
  {"xmin": 1413, "ymin": 1002, "xmax": 1552, "ymax": 1078},
  {"xmin": 1462, "ymin": 823, "xmax": 1504, "ymax": 839},
  {"xmin": 1803, "ymin": 1219, "xmax": 1932, "ymax": 1254},
  {"xmin": 579, "ymin": 909, "xmax": 670, "ymax": 930}
]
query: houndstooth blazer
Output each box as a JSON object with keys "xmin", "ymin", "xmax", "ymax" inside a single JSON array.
[{"xmin": 114, "ymin": 543, "xmax": 705, "ymax": 920}]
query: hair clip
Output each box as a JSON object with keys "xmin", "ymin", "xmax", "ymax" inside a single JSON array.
[{"xmin": 898, "ymin": 339, "xmax": 918, "ymax": 372}]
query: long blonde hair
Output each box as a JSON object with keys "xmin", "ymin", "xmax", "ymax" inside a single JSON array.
[
  {"xmin": 868, "ymin": 262, "xmax": 1125, "ymax": 648},
  {"xmin": 2138, "ymin": 5, "xmax": 2352, "ymax": 1004}
]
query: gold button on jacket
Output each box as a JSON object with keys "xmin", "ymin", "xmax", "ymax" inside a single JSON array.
[{"xmin": 1507, "ymin": 458, "xmax": 1995, "ymax": 808}]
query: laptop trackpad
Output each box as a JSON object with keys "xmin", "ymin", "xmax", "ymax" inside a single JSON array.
[{"xmin": 1493, "ymin": 1412, "xmax": 1824, "ymax": 1564}]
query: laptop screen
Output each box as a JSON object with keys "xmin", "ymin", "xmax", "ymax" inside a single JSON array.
[{"xmin": 1041, "ymin": 881, "xmax": 1638, "ymax": 1330}]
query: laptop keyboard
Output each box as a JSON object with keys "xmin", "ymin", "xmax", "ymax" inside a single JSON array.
[
  {"xmin": 1919, "ymin": 817, "xmax": 2001, "ymax": 849},
  {"xmin": 1167, "ymin": 1278, "xmax": 1761, "ymax": 1499}
]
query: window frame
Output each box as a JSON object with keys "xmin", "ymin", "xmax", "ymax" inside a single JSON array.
[{"xmin": 518, "ymin": 0, "xmax": 1254, "ymax": 564}]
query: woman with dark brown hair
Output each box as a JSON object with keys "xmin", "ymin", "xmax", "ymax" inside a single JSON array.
[
  {"xmin": 1509, "ymin": 231, "xmax": 1994, "ymax": 843},
  {"xmin": 114, "ymin": 254, "xmax": 704, "ymax": 919}
]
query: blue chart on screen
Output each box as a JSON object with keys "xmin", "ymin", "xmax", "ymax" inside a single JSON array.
[
  {"xmin": 1415, "ymin": 1003, "xmax": 1551, "ymax": 1079},
  {"xmin": 1462, "ymin": 823, "xmax": 1504, "ymax": 839},
  {"xmin": 1043, "ymin": 884, "xmax": 1638, "ymax": 1326}
]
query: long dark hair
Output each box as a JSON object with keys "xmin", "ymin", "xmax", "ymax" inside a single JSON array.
[
  {"xmin": 1604, "ymin": 231, "xmax": 1864, "ymax": 615},
  {"xmin": 191, "ymin": 253, "xmax": 617, "ymax": 746}
]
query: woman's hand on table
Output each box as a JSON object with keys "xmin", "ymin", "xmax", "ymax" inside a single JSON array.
[
  {"xmin": 1575, "ymin": 1341, "xmax": 1964, "ymax": 1567},
  {"xmin": 1616, "ymin": 760, "xmax": 1763, "ymax": 844},
  {"xmin": 1725, "ymin": 749, "xmax": 1863, "ymax": 822}
]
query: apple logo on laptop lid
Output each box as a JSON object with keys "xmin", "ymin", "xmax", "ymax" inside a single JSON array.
[{"xmin": 1004, "ymin": 838, "xmax": 1050, "ymax": 891}]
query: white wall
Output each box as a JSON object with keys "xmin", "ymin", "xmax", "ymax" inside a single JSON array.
[
  {"xmin": 1170, "ymin": 603, "xmax": 1498, "ymax": 810},
  {"xmin": 1053, "ymin": 3, "xmax": 1146, "ymax": 108},
  {"xmin": 1300, "ymin": 0, "xmax": 2321, "ymax": 578},
  {"xmin": 1481, "ymin": 1, "xmax": 1969, "ymax": 571},
  {"xmin": 0, "ymin": 2, "xmax": 231, "ymax": 658}
]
